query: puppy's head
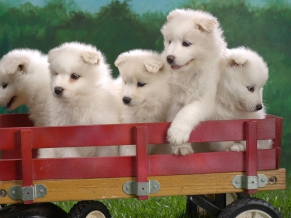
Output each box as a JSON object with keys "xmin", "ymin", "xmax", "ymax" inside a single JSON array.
[
  {"xmin": 161, "ymin": 9, "xmax": 226, "ymax": 71},
  {"xmin": 48, "ymin": 42, "xmax": 110, "ymax": 101},
  {"xmin": 115, "ymin": 49, "xmax": 169, "ymax": 107},
  {"xmin": 0, "ymin": 49, "xmax": 46, "ymax": 110},
  {"xmin": 0, "ymin": 70, "xmax": 20, "ymax": 110},
  {"xmin": 222, "ymin": 47, "xmax": 268, "ymax": 112}
]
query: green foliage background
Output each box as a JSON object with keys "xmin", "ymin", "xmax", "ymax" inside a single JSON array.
[{"xmin": 0, "ymin": 0, "xmax": 290, "ymax": 174}]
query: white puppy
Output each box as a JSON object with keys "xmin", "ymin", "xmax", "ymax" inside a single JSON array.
[
  {"xmin": 161, "ymin": 9, "xmax": 227, "ymax": 155},
  {"xmin": 0, "ymin": 49, "xmax": 51, "ymax": 126},
  {"xmin": 209, "ymin": 47, "xmax": 273, "ymax": 152},
  {"xmin": 38, "ymin": 42, "xmax": 120, "ymax": 158},
  {"xmin": 115, "ymin": 49, "xmax": 172, "ymax": 155}
]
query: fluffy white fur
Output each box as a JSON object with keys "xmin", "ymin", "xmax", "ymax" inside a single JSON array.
[
  {"xmin": 115, "ymin": 49, "xmax": 172, "ymax": 155},
  {"xmin": 209, "ymin": 47, "xmax": 273, "ymax": 152},
  {"xmin": 38, "ymin": 42, "xmax": 120, "ymax": 158},
  {"xmin": 161, "ymin": 9, "xmax": 227, "ymax": 155},
  {"xmin": 0, "ymin": 49, "xmax": 51, "ymax": 126}
]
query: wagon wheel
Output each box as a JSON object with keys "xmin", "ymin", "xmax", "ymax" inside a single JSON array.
[
  {"xmin": 68, "ymin": 201, "xmax": 111, "ymax": 218},
  {"xmin": 218, "ymin": 197, "xmax": 282, "ymax": 218},
  {"xmin": 186, "ymin": 193, "xmax": 243, "ymax": 217},
  {"xmin": 0, "ymin": 204, "xmax": 7, "ymax": 209}
]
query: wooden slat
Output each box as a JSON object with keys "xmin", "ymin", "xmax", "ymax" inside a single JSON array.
[
  {"xmin": 31, "ymin": 118, "xmax": 277, "ymax": 148},
  {"xmin": 245, "ymin": 122, "xmax": 258, "ymax": 194},
  {"xmin": 0, "ymin": 116, "xmax": 277, "ymax": 150},
  {"xmin": 0, "ymin": 114, "xmax": 33, "ymax": 128},
  {"xmin": 0, "ymin": 148, "xmax": 278, "ymax": 181},
  {"xmin": 20, "ymin": 130, "xmax": 34, "ymax": 204},
  {"xmin": 0, "ymin": 169, "xmax": 286, "ymax": 204},
  {"xmin": 0, "ymin": 148, "xmax": 277, "ymax": 181},
  {"xmin": 135, "ymin": 126, "xmax": 149, "ymax": 200}
]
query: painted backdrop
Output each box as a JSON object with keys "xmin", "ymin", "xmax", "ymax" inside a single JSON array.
[{"xmin": 0, "ymin": 0, "xmax": 290, "ymax": 174}]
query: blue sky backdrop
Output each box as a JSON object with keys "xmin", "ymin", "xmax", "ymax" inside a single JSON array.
[{"xmin": 3, "ymin": 0, "xmax": 291, "ymax": 14}]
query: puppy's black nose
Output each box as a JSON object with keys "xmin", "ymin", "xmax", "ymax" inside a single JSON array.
[
  {"xmin": 123, "ymin": 97, "xmax": 131, "ymax": 105},
  {"xmin": 54, "ymin": 87, "xmax": 64, "ymax": 96},
  {"xmin": 256, "ymin": 104, "xmax": 263, "ymax": 111},
  {"xmin": 167, "ymin": 55, "xmax": 175, "ymax": 64}
]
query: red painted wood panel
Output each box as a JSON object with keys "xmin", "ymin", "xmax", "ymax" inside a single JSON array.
[
  {"xmin": 0, "ymin": 114, "xmax": 283, "ymax": 182},
  {"xmin": 245, "ymin": 122, "xmax": 258, "ymax": 194},
  {"xmin": 0, "ymin": 148, "xmax": 276, "ymax": 181},
  {"xmin": 20, "ymin": 130, "xmax": 34, "ymax": 204},
  {"xmin": 0, "ymin": 118, "xmax": 277, "ymax": 150},
  {"xmin": 0, "ymin": 114, "xmax": 34, "ymax": 128}
]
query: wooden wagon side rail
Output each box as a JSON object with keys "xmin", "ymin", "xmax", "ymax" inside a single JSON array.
[
  {"xmin": 0, "ymin": 114, "xmax": 285, "ymax": 204},
  {"xmin": 0, "ymin": 115, "xmax": 282, "ymax": 181}
]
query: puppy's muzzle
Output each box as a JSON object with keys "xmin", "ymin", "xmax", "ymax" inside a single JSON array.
[
  {"xmin": 256, "ymin": 104, "xmax": 263, "ymax": 111},
  {"xmin": 123, "ymin": 97, "xmax": 131, "ymax": 105},
  {"xmin": 167, "ymin": 55, "xmax": 175, "ymax": 64},
  {"xmin": 54, "ymin": 87, "xmax": 64, "ymax": 96}
]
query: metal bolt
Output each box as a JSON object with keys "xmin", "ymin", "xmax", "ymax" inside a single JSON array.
[
  {"xmin": 153, "ymin": 185, "xmax": 157, "ymax": 189},
  {"xmin": 11, "ymin": 191, "xmax": 15, "ymax": 195},
  {"xmin": 235, "ymin": 180, "xmax": 240, "ymax": 184},
  {"xmin": 0, "ymin": 189, "xmax": 6, "ymax": 197},
  {"xmin": 261, "ymin": 178, "xmax": 265, "ymax": 183},
  {"xmin": 39, "ymin": 189, "xmax": 44, "ymax": 193},
  {"xmin": 126, "ymin": 186, "xmax": 130, "ymax": 190},
  {"xmin": 269, "ymin": 176, "xmax": 277, "ymax": 184}
]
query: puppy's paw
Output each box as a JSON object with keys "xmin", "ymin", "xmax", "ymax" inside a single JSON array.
[
  {"xmin": 167, "ymin": 124, "xmax": 191, "ymax": 146},
  {"xmin": 172, "ymin": 143, "xmax": 194, "ymax": 156},
  {"xmin": 230, "ymin": 143, "xmax": 245, "ymax": 152}
]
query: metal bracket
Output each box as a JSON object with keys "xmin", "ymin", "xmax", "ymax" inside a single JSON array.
[
  {"xmin": 232, "ymin": 174, "xmax": 268, "ymax": 189},
  {"xmin": 123, "ymin": 180, "xmax": 160, "ymax": 196},
  {"xmin": 8, "ymin": 184, "xmax": 47, "ymax": 201}
]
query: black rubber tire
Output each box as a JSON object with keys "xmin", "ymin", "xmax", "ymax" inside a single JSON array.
[
  {"xmin": 68, "ymin": 201, "xmax": 111, "ymax": 218},
  {"xmin": 0, "ymin": 204, "xmax": 7, "ymax": 209},
  {"xmin": 0, "ymin": 203, "xmax": 69, "ymax": 218},
  {"xmin": 218, "ymin": 197, "xmax": 282, "ymax": 218}
]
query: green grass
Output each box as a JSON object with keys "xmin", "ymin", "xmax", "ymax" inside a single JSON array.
[
  {"xmin": 104, "ymin": 196, "xmax": 193, "ymax": 218},
  {"xmin": 55, "ymin": 196, "xmax": 194, "ymax": 218},
  {"xmin": 55, "ymin": 180, "xmax": 290, "ymax": 217}
]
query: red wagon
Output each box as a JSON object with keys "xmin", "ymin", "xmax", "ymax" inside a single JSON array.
[{"xmin": 0, "ymin": 114, "xmax": 286, "ymax": 217}]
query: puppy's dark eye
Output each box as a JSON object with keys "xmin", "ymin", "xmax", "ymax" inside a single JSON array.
[
  {"xmin": 71, "ymin": 73, "xmax": 80, "ymax": 80},
  {"xmin": 2, "ymin": 83, "xmax": 8, "ymax": 89},
  {"xmin": 247, "ymin": 86, "xmax": 254, "ymax": 92},
  {"xmin": 137, "ymin": 82, "xmax": 146, "ymax": 87},
  {"xmin": 169, "ymin": 40, "xmax": 171, "ymax": 44},
  {"xmin": 182, "ymin": 41, "xmax": 191, "ymax": 47},
  {"xmin": 18, "ymin": 64, "xmax": 24, "ymax": 71},
  {"xmin": 54, "ymin": 72, "xmax": 58, "ymax": 76}
]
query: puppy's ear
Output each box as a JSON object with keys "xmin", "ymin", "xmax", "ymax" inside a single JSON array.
[
  {"xmin": 114, "ymin": 54, "xmax": 126, "ymax": 67},
  {"xmin": 195, "ymin": 17, "xmax": 217, "ymax": 32},
  {"xmin": 6, "ymin": 58, "xmax": 27, "ymax": 74},
  {"xmin": 48, "ymin": 48, "xmax": 59, "ymax": 64},
  {"xmin": 229, "ymin": 57, "xmax": 248, "ymax": 67},
  {"xmin": 144, "ymin": 60, "xmax": 164, "ymax": 73},
  {"xmin": 166, "ymin": 9, "xmax": 180, "ymax": 21},
  {"xmin": 81, "ymin": 51, "xmax": 100, "ymax": 65}
]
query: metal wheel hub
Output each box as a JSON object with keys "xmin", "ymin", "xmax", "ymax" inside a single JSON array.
[
  {"xmin": 86, "ymin": 211, "xmax": 106, "ymax": 218},
  {"xmin": 237, "ymin": 209, "xmax": 272, "ymax": 218}
]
